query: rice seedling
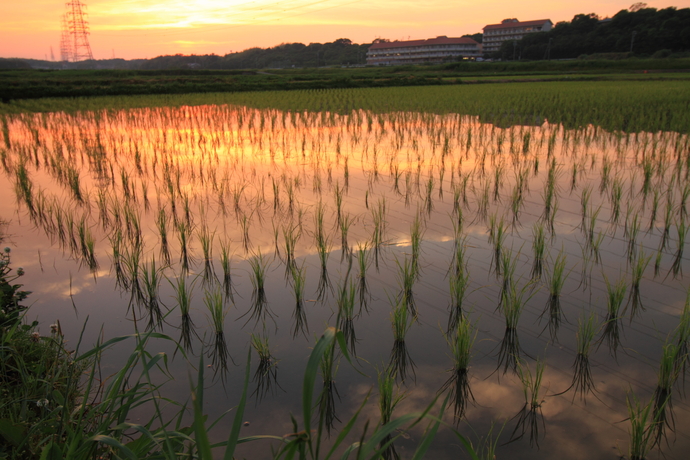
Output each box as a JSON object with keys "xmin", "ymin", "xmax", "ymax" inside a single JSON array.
[
  {"xmin": 290, "ymin": 262, "xmax": 308, "ymax": 338},
  {"xmin": 389, "ymin": 296, "xmax": 415, "ymax": 383},
  {"xmin": 651, "ymin": 339, "xmax": 681, "ymax": 448},
  {"xmin": 77, "ymin": 216, "xmax": 98, "ymax": 272},
  {"xmin": 424, "ymin": 176, "xmax": 434, "ymax": 215},
  {"xmin": 339, "ymin": 212, "xmax": 354, "ymax": 260},
  {"xmin": 371, "ymin": 198, "xmax": 387, "ymax": 270},
  {"xmin": 176, "ymin": 221, "xmax": 194, "ymax": 275},
  {"xmin": 497, "ymin": 248, "xmax": 519, "ymax": 314},
  {"xmin": 541, "ymin": 158, "xmax": 559, "ymax": 227},
  {"xmin": 654, "ymin": 247, "xmax": 664, "ymax": 278},
  {"xmin": 336, "ymin": 279, "xmax": 358, "ymax": 354},
  {"xmin": 219, "ymin": 238, "xmax": 235, "ymax": 302},
  {"xmin": 627, "ymin": 249, "xmax": 651, "ymax": 319},
  {"xmin": 447, "ymin": 250, "xmax": 470, "ymax": 334},
  {"xmin": 196, "ymin": 225, "xmax": 216, "ymax": 284},
  {"xmin": 472, "ymin": 423, "xmax": 504, "ymax": 460},
  {"xmin": 282, "ymin": 223, "xmax": 301, "ymax": 280},
  {"xmin": 14, "ymin": 161, "xmax": 35, "ymax": 217},
  {"xmin": 558, "ymin": 311, "xmax": 598, "ymax": 400},
  {"xmin": 580, "ymin": 185, "xmax": 592, "ymax": 231},
  {"xmin": 377, "ymin": 367, "xmax": 405, "ymax": 460},
  {"xmin": 440, "ymin": 316, "xmax": 477, "ymax": 421},
  {"xmin": 140, "ymin": 256, "xmax": 165, "ymax": 331},
  {"xmin": 492, "ymin": 162, "xmax": 504, "ymax": 202},
  {"xmin": 109, "ymin": 229, "xmax": 127, "ymax": 289},
  {"xmin": 250, "ymin": 331, "xmax": 281, "ymax": 403},
  {"xmin": 649, "ymin": 187, "xmax": 661, "ymax": 231},
  {"xmin": 531, "ymin": 222, "xmax": 546, "ymax": 281},
  {"xmin": 170, "ymin": 274, "xmax": 198, "ymax": 352},
  {"xmin": 318, "ymin": 338, "xmax": 340, "ymax": 436},
  {"xmin": 409, "ymin": 211, "xmax": 424, "ymax": 277},
  {"xmin": 496, "ymin": 279, "xmax": 533, "ymax": 375},
  {"xmin": 670, "ymin": 218, "xmax": 687, "ymax": 278},
  {"xmin": 205, "ymin": 286, "xmax": 232, "ymax": 381},
  {"xmin": 241, "ymin": 249, "xmax": 274, "ymax": 327},
  {"xmin": 626, "ymin": 391, "xmax": 662, "ymax": 460},
  {"xmin": 597, "ymin": 276, "xmax": 627, "ymax": 357},
  {"xmin": 681, "ymin": 182, "xmax": 690, "ymax": 220},
  {"xmin": 660, "ymin": 194, "xmax": 673, "ymax": 251},
  {"xmin": 396, "ymin": 256, "xmax": 417, "ymax": 317},
  {"xmin": 641, "ymin": 155, "xmax": 655, "ymax": 198},
  {"xmin": 488, "ymin": 213, "xmax": 507, "ymax": 278},
  {"xmin": 357, "ymin": 243, "xmax": 370, "ymax": 312},
  {"xmin": 610, "ymin": 177, "xmax": 623, "ymax": 226},
  {"xmin": 600, "ymin": 155, "xmax": 611, "ymax": 193},
  {"xmin": 540, "ymin": 250, "xmax": 568, "ymax": 341},
  {"xmin": 240, "ymin": 211, "xmax": 252, "ymax": 253},
  {"xmin": 156, "ymin": 207, "xmax": 171, "ymax": 266},
  {"xmin": 510, "ymin": 176, "xmax": 525, "ymax": 226},
  {"xmin": 508, "ymin": 358, "xmax": 546, "ymax": 448},
  {"xmin": 333, "ymin": 182, "xmax": 344, "ymax": 226},
  {"xmin": 625, "ymin": 205, "xmax": 641, "ymax": 262},
  {"xmin": 121, "ymin": 242, "xmax": 145, "ymax": 309}
]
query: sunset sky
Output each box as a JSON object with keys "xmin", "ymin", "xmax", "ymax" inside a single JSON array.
[{"xmin": 2, "ymin": 0, "xmax": 689, "ymax": 60}]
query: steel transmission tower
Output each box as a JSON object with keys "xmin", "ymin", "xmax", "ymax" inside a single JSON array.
[{"xmin": 60, "ymin": 1, "xmax": 94, "ymax": 62}]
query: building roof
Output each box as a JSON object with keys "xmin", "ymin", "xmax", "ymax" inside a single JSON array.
[
  {"xmin": 369, "ymin": 36, "xmax": 479, "ymax": 50},
  {"xmin": 483, "ymin": 19, "xmax": 552, "ymax": 31}
]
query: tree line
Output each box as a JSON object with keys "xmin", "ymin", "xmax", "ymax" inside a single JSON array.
[{"xmin": 495, "ymin": 5, "xmax": 690, "ymax": 60}]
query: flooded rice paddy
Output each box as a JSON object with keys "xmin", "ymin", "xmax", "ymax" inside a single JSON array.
[{"xmin": 1, "ymin": 102, "xmax": 690, "ymax": 459}]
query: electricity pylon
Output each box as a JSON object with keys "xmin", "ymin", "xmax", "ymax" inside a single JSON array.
[{"xmin": 60, "ymin": 1, "xmax": 94, "ymax": 62}]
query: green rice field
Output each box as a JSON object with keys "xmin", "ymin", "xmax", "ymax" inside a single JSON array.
[{"xmin": 1, "ymin": 80, "xmax": 690, "ymax": 459}]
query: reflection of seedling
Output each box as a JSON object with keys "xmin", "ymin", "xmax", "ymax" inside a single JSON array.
[
  {"xmin": 396, "ymin": 256, "xmax": 417, "ymax": 317},
  {"xmin": 290, "ymin": 262, "xmax": 308, "ymax": 338},
  {"xmin": 389, "ymin": 296, "xmax": 415, "ymax": 383},
  {"xmin": 197, "ymin": 225, "xmax": 216, "ymax": 284},
  {"xmin": 318, "ymin": 339, "xmax": 340, "ymax": 436},
  {"xmin": 557, "ymin": 311, "xmax": 598, "ymax": 400},
  {"xmin": 441, "ymin": 316, "xmax": 476, "ymax": 420},
  {"xmin": 357, "ymin": 243, "xmax": 370, "ymax": 312},
  {"xmin": 627, "ymin": 250, "xmax": 651, "ymax": 319},
  {"xmin": 170, "ymin": 275, "xmax": 197, "ymax": 352},
  {"xmin": 336, "ymin": 280, "xmax": 357, "ymax": 354},
  {"xmin": 177, "ymin": 221, "xmax": 193, "ymax": 275},
  {"xmin": 219, "ymin": 239, "xmax": 235, "ymax": 302},
  {"xmin": 205, "ymin": 286, "xmax": 231, "ymax": 381},
  {"xmin": 670, "ymin": 218, "xmax": 687, "ymax": 278},
  {"xmin": 508, "ymin": 358, "xmax": 546, "ymax": 448},
  {"xmin": 540, "ymin": 250, "xmax": 567, "ymax": 341},
  {"xmin": 250, "ymin": 332, "xmax": 281, "ymax": 403},
  {"xmin": 597, "ymin": 276, "xmax": 627, "ymax": 357},
  {"xmin": 448, "ymin": 244, "xmax": 469, "ymax": 334},
  {"xmin": 410, "ymin": 212, "xmax": 424, "ymax": 277},
  {"xmin": 156, "ymin": 207, "xmax": 171, "ymax": 265},
  {"xmin": 488, "ymin": 213, "xmax": 507, "ymax": 278},
  {"xmin": 531, "ymin": 223, "xmax": 546, "ymax": 281},
  {"xmin": 496, "ymin": 279, "xmax": 533, "ymax": 375},
  {"xmin": 141, "ymin": 256, "xmax": 165, "ymax": 331},
  {"xmin": 651, "ymin": 339, "xmax": 681, "ymax": 447}
]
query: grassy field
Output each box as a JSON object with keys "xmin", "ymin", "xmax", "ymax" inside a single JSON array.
[{"xmin": 1, "ymin": 58, "xmax": 689, "ymax": 102}]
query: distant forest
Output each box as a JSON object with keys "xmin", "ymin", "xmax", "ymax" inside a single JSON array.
[
  {"xmin": 495, "ymin": 5, "xmax": 690, "ymax": 60},
  {"xmin": 1, "ymin": 5, "xmax": 689, "ymax": 71}
]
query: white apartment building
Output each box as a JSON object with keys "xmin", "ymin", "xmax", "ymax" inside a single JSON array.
[
  {"xmin": 482, "ymin": 19, "xmax": 553, "ymax": 54},
  {"xmin": 366, "ymin": 36, "xmax": 482, "ymax": 66}
]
